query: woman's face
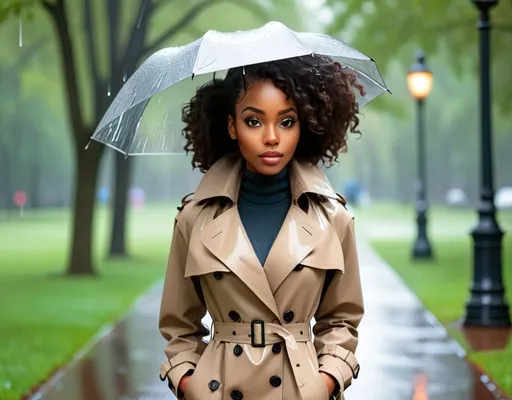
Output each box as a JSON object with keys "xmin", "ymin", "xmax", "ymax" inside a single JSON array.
[{"xmin": 228, "ymin": 79, "xmax": 300, "ymax": 175}]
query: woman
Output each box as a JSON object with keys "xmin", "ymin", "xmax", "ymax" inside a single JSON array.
[{"xmin": 159, "ymin": 55, "xmax": 364, "ymax": 400}]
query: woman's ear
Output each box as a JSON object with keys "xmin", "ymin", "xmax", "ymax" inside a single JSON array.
[{"xmin": 227, "ymin": 115, "xmax": 237, "ymax": 140}]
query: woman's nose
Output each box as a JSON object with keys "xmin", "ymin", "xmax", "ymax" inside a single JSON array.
[{"xmin": 263, "ymin": 127, "xmax": 279, "ymax": 146}]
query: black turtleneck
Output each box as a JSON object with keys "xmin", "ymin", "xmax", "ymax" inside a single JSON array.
[{"xmin": 238, "ymin": 165, "xmax": 292, "ymax": 266}]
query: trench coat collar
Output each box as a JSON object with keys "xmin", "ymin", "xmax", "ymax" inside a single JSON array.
[
  {"xmin": 194, "ymin": 154, "xmax": 344, "ymax": 321},
  {"xmin": 192, "ymin": 153, "xmax": 338, "ymax": 203}
]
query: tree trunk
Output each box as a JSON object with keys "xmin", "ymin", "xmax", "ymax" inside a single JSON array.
[
  {"xmin": 29, "ymin": 130, "xmax": 41, "ymax": 209},
  {"xmin": 1, "ymin": 148, "xmax": 12, "ymax": 213},
  {"xmin": 109, "ymin": 153, "xmax": 132, "ymax": 257},
  {"xmin": 67, "ymin": 143, "xmax": 102, "ymax": 275},
  {"xmin": 29, "ymin": 157, "xmax": 41, "ymax": 209},
  {"xmin": 106, "ymin": 0, "xmax": 226, "ymax": 259},
  {"xmin": 106, "ymin": 1, "xmax": 148, "ymax": 259}
]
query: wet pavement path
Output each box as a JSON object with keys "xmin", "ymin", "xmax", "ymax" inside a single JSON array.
[{"xmin": 28, "ymin": 243, "xmax": 509, "ymax": 400}]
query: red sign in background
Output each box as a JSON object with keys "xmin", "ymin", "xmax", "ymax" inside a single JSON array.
[{"xmin": 13, "ymin": 190, "xmax": 27, "ymax": 208}]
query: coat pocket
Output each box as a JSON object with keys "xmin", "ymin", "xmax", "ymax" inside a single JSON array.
[
  {"xmin": 308, "ymin": 368, "xmax": 330, "ymax": 400},
  {"xmin": 305, "ymin": 342, "xmax": 330, "ymax": 400},
  {"xmin": 184, "ymin": 342, "xmax": 223, "ymax": 400}
]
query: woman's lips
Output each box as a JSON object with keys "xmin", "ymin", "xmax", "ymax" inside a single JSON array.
[{"xmin": 259, "ymin": 152, "xmax": 283, "ymax": 166}]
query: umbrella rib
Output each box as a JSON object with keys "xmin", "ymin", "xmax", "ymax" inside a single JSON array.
[
  {"xmin": 94, "ymin": 137, "xmax": 129, "ymax": 156},
  {"xmin": 95, "ymin": 39, "xmax": 205, "ymax": 137},
  {"xmin": 344, "ymin": 64, "xmax": 388, "ymax": 92},
  {"xmin": 125, "ymin": 99, "xmax": 151, "ymax": 155},
  {"xmin": 195, "ymin": 57, "xmax": 217, "ymax": 74}
]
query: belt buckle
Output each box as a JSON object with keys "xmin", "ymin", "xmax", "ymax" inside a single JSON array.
[{"xmin": 250, "ymin": 320, "xmax": 265, "ymax": 347}]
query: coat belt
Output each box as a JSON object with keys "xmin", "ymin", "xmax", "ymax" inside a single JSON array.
[
  {"xmin": 212, "ymin": 321, "xmax": 323, "ymax": 400},
  {"xmin": 213, "ymin": 321, "xmax": 311, "ymax": 345}
]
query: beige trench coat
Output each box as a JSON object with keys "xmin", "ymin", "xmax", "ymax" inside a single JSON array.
[{"xmin": 159, "ymin": 154, "xmax": 363, "ymax": 400}]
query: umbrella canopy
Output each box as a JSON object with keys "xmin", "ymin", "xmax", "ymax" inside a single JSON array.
[{"xmin": 91, "ymin": 21, "xmax": 389, "ymax": 156}]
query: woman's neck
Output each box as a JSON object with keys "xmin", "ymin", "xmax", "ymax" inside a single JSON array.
[{"xmin": 238, "ymin": 164, "xmax": 291, "ymax": 206}]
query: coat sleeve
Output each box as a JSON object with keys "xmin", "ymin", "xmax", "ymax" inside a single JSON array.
[
  {"xmin": 313, "ymin": 217, "xmax": 364, "ymax": 394},
  {"xmin": 159, "ymin": 218, "xmax": 209, "ymax": 397}
]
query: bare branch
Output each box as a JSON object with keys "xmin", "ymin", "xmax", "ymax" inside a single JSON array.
[
  {"xmin": 40, "ymin": 0, "xmax": 86, "ymax": 146},
  {"xmin": 144, "ymin": 0, "xmax": 271, "ymax": 55},
  {"xmin": 121, "ymin": 0, "xmax": 151, "ymax": 77},
  {"xmin": 40, "ymin": 0, "xmax": 55, "ymax": 12},
  {"xmin": 83, "ymin": 0, "xmax": 101, "ymax": 95},
  {"xmin": 144, "ymin": 0, "xmax": 220, "ymax": 54},
  {"xmin": 106, "ymin": 0, "xmax": 120, "ymax": 73}
]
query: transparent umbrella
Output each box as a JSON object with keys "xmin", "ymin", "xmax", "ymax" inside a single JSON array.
[{"xmin": 90, "ymin": 21, "xmax": 390, "ymax": 156}]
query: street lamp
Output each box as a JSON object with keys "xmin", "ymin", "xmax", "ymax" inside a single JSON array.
[
  {"xmin": 464, "ymin": 0, "xmax": 511, "ymax": 327},
  {"xmin": 407, "ymin": 50, "xmax": 434, "ymax": 260}
]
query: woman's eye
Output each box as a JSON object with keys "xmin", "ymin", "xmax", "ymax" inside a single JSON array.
[
  {"xmin": 245, "ymin": 117, "xmax": 261, "ymax": 127},
  {"xmin": 280, "ymin": 118, "xmax": 296, "ymax": 128}
]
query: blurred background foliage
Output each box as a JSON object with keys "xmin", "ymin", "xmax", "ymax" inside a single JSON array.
[
  {"xmin": 1, "ymin": 0, "xmax": 511, "ymax": 398},
  {"xmin": 1, "ymin": 0, "xmax": 511, "ymax": 276},
  {"xmin": 1, "ymin": 0, "xmax": 510, "ymax": 210}
]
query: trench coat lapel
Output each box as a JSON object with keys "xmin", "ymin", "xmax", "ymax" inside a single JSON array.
[
  {"xmin": 263, "ymin": 159, "xmax": 343, "ymax": 293},
  {"xmin": 193, "ymin": 154, "xmax": 343, "ymax": 317},
  {"xmin": 199, "ymin": 206, "xmax": 281, "ymax": 319},
  {"xmin": 263, "ymin": 205, "xmax": 322, "ymax": 293}
]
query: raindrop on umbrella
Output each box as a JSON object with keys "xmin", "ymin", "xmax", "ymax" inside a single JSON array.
[
  {"xmin": 18, "ymin": 16, "xmax": 22, "ymax": 47},
  {"xmin": 123, "ymin": 72, "xmax": 127, "ymax": 83}
]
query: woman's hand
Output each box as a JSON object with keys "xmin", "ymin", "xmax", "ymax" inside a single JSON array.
[
  {"xmin": 320, "ymin": 372, "xmax": 336, "ymax": 396},
  {"xmin": 178, "ymin": 374, "xmax": 192, "ymax": 394}
]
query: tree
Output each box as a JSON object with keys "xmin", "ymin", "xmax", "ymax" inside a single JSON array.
[
  {"xmin": 108, "ymin": 0, "xmax": 300, "ymax": 259},
  {"xmin": 325, "ymin": 0, "xmax": 512, "ymax": 111},
  {"xmin": 2, "ymin": 0, "xmax": 299, "ymax": 274},
  {"xmin": 2, "ymin": 0, "xmax": 268, "ymax": 274}
]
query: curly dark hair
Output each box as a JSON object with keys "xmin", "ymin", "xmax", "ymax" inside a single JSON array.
[{"xmin": 182, "ymin": 55, "xmax": 364, "ymax": 172}]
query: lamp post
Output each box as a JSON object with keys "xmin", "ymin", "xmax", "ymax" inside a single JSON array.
[
  {"xmin": 407, "ymin": 50, "xmax": 434, "ymax": 260},
  {"xmin": 464, "ymin": 0, "xmax": 510, "ymax": 327}
]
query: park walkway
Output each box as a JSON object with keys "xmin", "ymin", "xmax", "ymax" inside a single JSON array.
[{"xmin": 28, "ymin": 242, "xmax": 508, "ymax": 400}]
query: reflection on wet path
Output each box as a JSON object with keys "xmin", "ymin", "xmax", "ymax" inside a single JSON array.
[
  {"xmin": 345, "ymin": 243, "xmax": 508, "ymax": 400},
  {"xmin": 27, "ymin": 283, "xmax": 171, "ymax": 400},
  {"xmin": 28, "ymin": 245, "xmax": 509, "ymax": 400}
]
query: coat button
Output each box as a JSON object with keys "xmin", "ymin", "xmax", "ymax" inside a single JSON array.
[
  {"xmin": 208, "ymin": 380, "xmax": 220, "ymax": 391},
  {"xmin": 283, "ymin": 311, "xmax": 294, "ymax": 322},
  {"xmin": 233, "ymin": 344, "xmax": 243, "ymax": 356},
  {"xmin": 231, "ymin": 390, "xmax": 243, "ymax": 400},
  {"xmin": 229, "ymin": 310, "xmax": 241, "ymax": 322},
  {"xmin": 269, "ymin": 376, "xmax": 282, "ymax": 387},
  {"xmin": 272, "ymin": 343, "xmax": 281, "ymax": 354},
  {"xmin": 294, "ymin": 264, "xmax": 304, "ymax": 271},
  {"xmin": 213, "ymin": 271, "xmax": 223, "ymax": 280}
]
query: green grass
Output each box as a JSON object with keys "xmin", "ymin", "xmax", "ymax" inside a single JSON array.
[
  {"xmin": 3, "ymin": 201, "xmax": 512, "ymax": 398},
  {"xmin": 356, "ymin": 202, "xmax": 512, "ymax": 396},
  {"xmin": 0, "ymin": 204, "xmax": 178, "ymax": 400}
]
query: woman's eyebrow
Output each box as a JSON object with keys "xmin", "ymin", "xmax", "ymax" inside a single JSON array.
[
  {"xmin": 278, "ymin": 107, "xmax": 297, "ymax": 115},
  {"xmin": 240, "ymin": 106, "xmax": 297, "ymax": 115},
  {"xmin": 241, "ymin": 106, "xmax": 265, "ymax": 115}
]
